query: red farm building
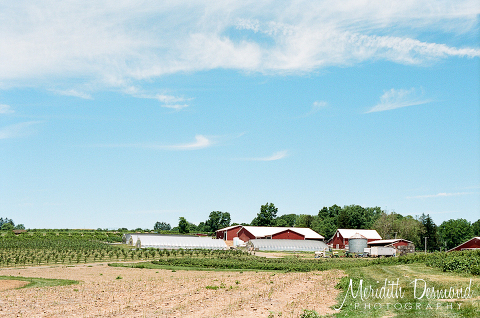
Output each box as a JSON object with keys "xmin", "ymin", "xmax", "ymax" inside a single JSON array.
[
  {"xmin": 328, "ymin": 229, "xmax": 382, "ymax": 249},
  {"xmin": 215, "ymin": 226, "xmax": 324, "ymax": 243},
  {"xmin": 367, "ymin": 238, "xmax": 415, "ymax": 255},
  {"xmin": 447, "ymin": 237, "xmax": 480, "ymax": 252}
]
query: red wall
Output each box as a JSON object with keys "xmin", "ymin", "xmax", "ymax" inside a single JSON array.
[
  {"xmin": 392, "ymin": 241, "xmax": 409, "ymax": 247},
  {"xmin": 452, "ymin": 238, "xmax": 480, "ymax": 251},
  {"xmin": 215, "ymin": 226, "xmax": 242, "ymax": 240},
  {"xmin": 238, "ymin": 228, "xmax": 256, "ymax": 242},
  {"xmin": 330, "ymin": 233, "xmax": 346, "ymax": 249},
  {"xmin": 272, "ymin": 230, "xmax": 304, "ymax": 240}
]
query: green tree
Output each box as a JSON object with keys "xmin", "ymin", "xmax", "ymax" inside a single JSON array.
[
  {"xmin": 205, "ymin": 211, "xmax": 231, "ymax": 232},
  {"xmin": 14, "ymin": 224, "xmax": 25, "ymax": 230},
  {"xmin": 438, "ymin": 218, "xmax": 473, "ymax": 250},
  {"xmin": 275, "ymin": 214, "xmax": 296, "ymax": 227},
  {"xmin": 472, "ymin": 219, "xmax": 480, "ymax": 236},
  {"xmin": 311, "ymin": 216, "xmax": 337, "ymax": 240},
  {"xmin": 1, "ymin": 223, "xmax": 14, "ymax": 231},
  {"xmin": 420, "ymin": 214, "xmax": 440, "ymax": 252},
  {"xmin": 251, "ymin": 202, "xmax": 278, "ymax": 226},
  {"xmin": 178, "ymin": 217, "xmax": 189, "ymax": 234},
  {"xmin": 295, "ymin": 214, "xmax": 314, "ymax": 228},
  {"xmin": 154, "ymin": 222, "xmax": 171, "ymax": 232}
]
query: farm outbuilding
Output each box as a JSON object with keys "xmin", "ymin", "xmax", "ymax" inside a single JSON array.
[
  {"xmin": 247, "ymin": 239, "xmax": 329, "ymax": 252},
  {"xmin": 447, "ymin": 237, "xmax": 480, "ymax": 252},
  {"xmin": 367, "ymin": 239, "xmax": 415, "ymax": 256},
  {"xmin": 122, "ymin": 233, "xmax": 228, "ymax": 250},
  {"xmin": 216, "ymin": 226, "xmax": 324, "ymax": 243},
  {"xmin": 348, "ymin": 233, "xmax": 368, "ymax": 254},
  {"xmin": 215, "ymin": 225, "xmax": 243, "ymax": 240},
  {"xmin": 328, "ymin": 229, "xmax": 382, "ymax": 249}
]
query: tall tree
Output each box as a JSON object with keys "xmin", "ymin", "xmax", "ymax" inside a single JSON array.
[
  {"xmin": 420, "ymin": 214, "xmax": 440, "ymax": 252},
  {"xmin": 472, "ymin": 219, "xmax": 480, "ymax": 236},
  {"xmin": 275, "ymin": 214, "xmax": 296, "ymax": 227},
  {"xmin": 154, "ymin": 222, "xmax": 171, "ymax": 232},
  {"xmin": 295, "ymin": 214, "xmax": 314, "ymax": 228},
  {"xmin": 205, "ymin": 211, "xmax": 231, "ymax": 232},
  {"xmin": 178, "ymin": 217, "xmax": 189, "ymax": 234},
  {"xmin": 251, "ymin": 202, "xmax": 278, "ymax": 226},
  {"xmin": 438, "ymin": 218, "xmax": 473, "ymax": 250}
]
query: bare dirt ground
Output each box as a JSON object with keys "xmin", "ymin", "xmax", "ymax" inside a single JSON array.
[
  {"xmin": 0, "ymin": 280, "xmax": 29, "ymax": 291},
  {"xmin": 0, "ymin": 263, "xmax": 344, "ymax": 318}
]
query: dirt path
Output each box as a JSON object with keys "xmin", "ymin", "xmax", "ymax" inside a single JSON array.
[{"xmin": 0, "ymin": 264, "xmax": 344, "ymax": 318}]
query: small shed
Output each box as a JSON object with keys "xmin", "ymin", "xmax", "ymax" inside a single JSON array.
[
  {"xmin": 367, "ymin": 239, "xmax": 415, "ymax": 256},
  {"xmin": 447, "ymin": 237, "xmax": 480, "ymax": 252}
]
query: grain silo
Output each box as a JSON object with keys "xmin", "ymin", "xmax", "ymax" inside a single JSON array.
[{"xmin": 348, "ymin": 233, "xmax": 368, "ymax": 254}]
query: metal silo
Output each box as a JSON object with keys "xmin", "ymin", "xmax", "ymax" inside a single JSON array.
[{"xmin": 349, "ymin": 233, "xmax": 368, "ymax": 254}]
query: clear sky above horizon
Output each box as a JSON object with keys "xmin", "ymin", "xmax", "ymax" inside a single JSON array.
[{"xmin": 1, "ymin": 1, "xmax": 479, "ymax": 229}]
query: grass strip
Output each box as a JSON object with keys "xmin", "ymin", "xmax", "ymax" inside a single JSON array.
[{"xmin": 0, "ymin": 275, "xmax": 78, "ymax": 289}]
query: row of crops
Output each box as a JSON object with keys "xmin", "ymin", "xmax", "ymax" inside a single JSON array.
[
  {"xmin": 1, "ymin": 233, "xmax": 478, "ymax": 275},
  {"xmin": 0, "ymin": 236, "xmax": 249, "ymax": 267}
]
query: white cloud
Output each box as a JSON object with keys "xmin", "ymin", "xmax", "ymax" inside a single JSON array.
[
  {"xmin": 0, "ymin": 104, "xmax": 14, "ymax": 114},
  {"xmin": 0, "ymin": 1, "xmax": 478, "ymax": 88},
  {"xmin": 0, "ymin": 121, "xmax": 40, "ymax": 139},
  {"xmin": 100, "ymin": 135, "xmax": 213, "ymax": 150},
  {"xmin": 366, "ymin": 88, "xmax": 432, "ymax": 113},
  {"xmin": 302, "ymin": 101, "xmax": 327, "ymax": 117},
  {"xmin": 407, "ymin": 192, "xmax": 477, "ymax": 199}
]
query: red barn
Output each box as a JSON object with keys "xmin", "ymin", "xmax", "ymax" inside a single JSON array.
[
  {"xmin": 447, "ymin": 237, "xmax": 480, "ymax": 252},
  {"xmin": 216, "ymin": 226, "xmax": 324, "ymax": 243},
  {"xmin": 328, "ymin": 229, "xmax": 382, "ymax": 249},
  {"xmin": 215, "ymin": 225, "xmax": 242, "ymax": 240}
]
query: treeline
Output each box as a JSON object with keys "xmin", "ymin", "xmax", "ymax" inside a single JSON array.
[{"xmin": 163, "ymin": 203, "xmax": 480, "ymax": 251}]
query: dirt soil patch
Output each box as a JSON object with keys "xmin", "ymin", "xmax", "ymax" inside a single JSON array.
[
  {"xmin": 0, "ymin": 263, "xmax": 344, "ymax": 318},
  {"xmin": 0, "ymin": 280, "xmax": 29, "ymax": 291}
]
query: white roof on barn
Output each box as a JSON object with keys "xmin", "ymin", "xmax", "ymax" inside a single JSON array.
[
  {"xmin": 241, "ymin": 226, "xmax": 324, "ymax": 240},
  {"xmin": 216, "ymin": 225, "xmax": 242, "ymax": 232},
  {"xmin": 336, "ymin": 229, "xmax": 382, "ymax": 240},
  {"xmin": 125, "ymin": 234, "xmax": 227, "ymax": 250},
  {"xmin": 248, "ymin": 239, "xmax": 329, "ymax": 251}
]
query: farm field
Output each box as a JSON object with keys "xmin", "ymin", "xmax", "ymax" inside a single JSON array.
[{"xmin": 0, "ymin": 262, "xmax": 343, "ymax": 318}]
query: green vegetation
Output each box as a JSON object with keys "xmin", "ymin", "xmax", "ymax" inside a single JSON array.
[
  {"xmin": 333, "ymin": 264, "xmax": 479, "ymax": 317},
  {"xmin": 0, "ymin": 275, "xmax": 78, "ymax": 289}
]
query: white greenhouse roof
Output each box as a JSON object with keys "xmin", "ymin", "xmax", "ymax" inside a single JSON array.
[
  {"xmin": 336, "ymin": 229, "xmax": 382, "ymax": 240},
  {"xmin": 248, "ymin": 239, "xmax": 329, "ymax": 251},
  {"xmin": 241, "ymin": 226, "xmax": 324, "ymax": 240},
  {"xmin": 126, "ymin": 234, "xmax": 227, "ymax": 250}
]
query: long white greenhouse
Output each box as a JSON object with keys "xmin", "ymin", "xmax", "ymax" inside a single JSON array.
[
  {"xmin": 122, "ymin": 234, "xmax": 228, "ymax": 250},
  {"xmin": 247, "ymin": 239, "xmax": 329, "ymax": 252}
]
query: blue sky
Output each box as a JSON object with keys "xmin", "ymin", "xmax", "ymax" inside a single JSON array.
[{"xmin": 1, "ymin": 1, "xmax": 479, "ymax": 229}]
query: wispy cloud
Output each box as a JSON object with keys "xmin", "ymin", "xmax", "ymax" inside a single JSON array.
[
  {"xmin": 366, "ymin": 88, "xmax": 432, "ymax": 113},
  {"xmin": 0, "ymin": 1, "xmax": 478, "ymax": 88},
  {"xmin": 122, "ymin": 87, "xmax": 191, "ymax": 110},
  {"xmin": 0, "ymin": 104, "xmax": 14, "ymax": 114},
  {"xmin": 0, "ymin": 121, "xmax": 40, "ymax": 139},
  {"xmin": 301, "ymin": 101, "xmax": 327, "ymax": 117},
  {"xmin": 53, "ymin": 89, "xmax": 93, "ymax": 100},
  {"xmin": 100, "ymin": 135, "xmax": 213, "ymax": 150},
  {"xmin": 407, "ymin": 192, "xmax": 477, "ymax": 199},
  {"xmin": 236, "ymin": 150, "xmax": 288, "ymax": 161}
]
